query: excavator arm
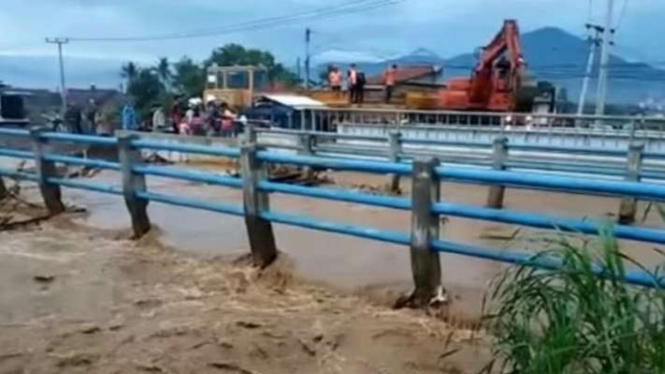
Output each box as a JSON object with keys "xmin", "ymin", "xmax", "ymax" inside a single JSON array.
[{"xmin": 469, "ymin": 20, "xmax": 523, "ymax": 104}]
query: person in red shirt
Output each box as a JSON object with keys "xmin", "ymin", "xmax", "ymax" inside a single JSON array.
[{"xmin": 383, "ymin": 64, "xmax": 397, "ymax": 103}]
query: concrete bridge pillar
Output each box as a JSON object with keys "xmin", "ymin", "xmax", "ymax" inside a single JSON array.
[
  {"xmin": 408, "ymin": 157, "xmax": 443, "ymax": 307},
  {"xmin": 618, "ymin": 143, "xmax": 644, "ymax": 225},
  {"xmin": 29, "ymin": 126, "xmax": 65, "ymax": 215},
  {"xmin": 241, "ymin": 144, "xmax": 278, "ymax": 268},
  {"xmin": 386, "ymin": 131, "xmax": 402, "ymax": 194},
  {"xmin": 0, "ymin": 177, "xmax": 7, "ymax": 200},
  {"xmin": 118, "ymin": 134, "xmax": 151, "ymax": 238},
  {"xmin": 486, "ymin": 136, "xmax": 509, "ymax": 209}
]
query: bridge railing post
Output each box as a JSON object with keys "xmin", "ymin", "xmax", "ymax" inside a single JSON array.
[
  {"xmin": 29, "ymin": 126, "xmax": 65, "ymax": 215},
  {"xmin": 386, "ymin": 131, "xmax": 402, "ymax": 194},
  {"xmin": 409, "ymin": 157, "xmax": 442, "ymax": 307},
  {"xmin": 118, "ymin": 134, "xmax": 151, "ymax": 238},
  {"xmin": 243, "ymin": 121, "xmax": 257, "ymax": 145},
  {"xmin": 241, "ymin": 144, "xmax": 278, "ymax": 268},
  {"xmin": 486, "ymin": 136, "xmax": 509, "ymax": 209},
  {"xmin": 618, "ymin": 143, "xmax": 644, "ymax": 225},
  {"xmin": 298, "ymin": 133, "xmax": 315, "ymax": 181},
  {"xmin": 0, "ymin": 176, "xmax": 7, "ymax": 200}
]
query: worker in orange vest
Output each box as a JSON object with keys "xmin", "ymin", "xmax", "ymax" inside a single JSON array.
[
  {"xmin": 383, "ymin": 64, "xmax": 397, "ymax": 103},
  {"xmin": 328, "ymin": 66, "xmax": 342, "ymax": 97}
]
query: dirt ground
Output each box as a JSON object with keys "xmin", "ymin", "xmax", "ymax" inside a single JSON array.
[{"xmin": 0, "ymin": 197, "xmax": 490, "ymax": 374}]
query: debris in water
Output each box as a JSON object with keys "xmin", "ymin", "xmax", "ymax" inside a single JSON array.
[
  {"xmin": 53, "ymin": 351, "xmax": 100, "ymax": 367},
  {"xmin": 33, "ymin": 275, "xmax": 55, "ymax": 284},
  {"xmin": 208, "ymin": 362, "xmax": 255, "ymax": 374},
  {"xmin": 236, "ymin": 321, "xmax": 262, "ymax": 329},
  {"xmin": 79, "ymin": 324, "xmax": 101, "ymax": 335}
]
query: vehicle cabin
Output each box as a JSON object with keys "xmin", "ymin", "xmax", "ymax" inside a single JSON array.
[
  {"xmin": 204, "ymin": 65, "xmax": 269, "ymax": 110},
  {"xmin": 0, "ymin": 90, "xmax": 29, "ymax": 126},
  {"xmin": 241, "ymin": 94, "xmax": 329, "ymax": 131}
]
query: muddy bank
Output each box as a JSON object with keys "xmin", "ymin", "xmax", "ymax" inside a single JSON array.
[{"xmin": 0, "ymin": 199, "xmax": 490, "ymax": 373}]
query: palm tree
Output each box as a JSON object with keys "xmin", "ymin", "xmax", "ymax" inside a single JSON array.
[
  {"xmin": 155, "ymin": 57, "xmax": 171, "ymax": 92},
  {"xmin": 121, "ymin": 62, "xmax": 138, "ymax": 93}
]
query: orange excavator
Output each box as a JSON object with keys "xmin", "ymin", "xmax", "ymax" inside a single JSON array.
[{"xmin": 439, "ymin": 20, "xmax": 525, "ymax": 111}]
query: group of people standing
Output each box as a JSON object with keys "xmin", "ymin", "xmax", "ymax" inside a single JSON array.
[
  {"xmin": 327, "ymin": 64, "xmax": 366, "ymax": 104},
  {"xmin": 62, "ymin": 99, "xmax": 99, "ymax": 134},
  {"xmin": 327, "ymin": 64, "xmax": 398, "ymax": 104},
  {"xmin": 161, "ymin": 98, "xmax": 241, "ymax": 138}
]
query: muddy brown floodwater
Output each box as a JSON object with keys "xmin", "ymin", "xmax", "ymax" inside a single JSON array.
[
  {"xmin": 1, "ymin": 155, "xmax": 664, "ymax": 373},
  {"xmin": 0, "ymin": 203, "xmax": 489, "ymax": 373},
  {"xmin": 55, "ymin": 165, "xmax": 664, "ymax": 322},
  {"xmin": 5, "ymin": 152, "xmax": 665, "ymax": 321}
]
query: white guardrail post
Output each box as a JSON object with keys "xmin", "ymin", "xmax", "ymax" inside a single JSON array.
[
  {"xmin": 618, "ymin": 143, "xmax": 644, "ymax": 225},
  {"xmin": 118, "ymin": 134, "xmax": 151, "ymax": 238},
  {"xmin": 386, "ymin": 131, "xmax": 402, "ymax": 194},
  {"xmin": 486, "ymin": 136, "xmax": 509, "ymax": 209},
  {"xmin": 240, "ymin": 143, "xmax": 278, "ymax": 267},
  {"xmin": 409, "ymin": 157, "xmax": 443, "ymax": 307},
  {"xmin": 29, "ymin": 126, "xmax": 65, "ymax": 215}
]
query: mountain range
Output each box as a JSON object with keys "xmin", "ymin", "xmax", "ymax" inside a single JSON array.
[{"xmin": 1, "ymin": 27, "xmax": 664, "ymax": 105}]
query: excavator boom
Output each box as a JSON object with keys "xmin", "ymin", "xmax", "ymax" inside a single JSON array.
[{"xmin": 439, "ymin": 19, "xmax": 525, "ymax": 111}]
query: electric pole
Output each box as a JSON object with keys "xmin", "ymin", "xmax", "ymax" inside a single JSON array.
[
  {"xmin": 46, "ymin": 37, "xmax": 70, "ymax": 115},
  {"xmin": 296, "ymin": 57, "xmax": 302, "ymax": 82},
  {"xmin": 595, "ymin": 0, "xmax": 614, "ymax": 116},
  {"xmin": 577, "ymin": 24, "xmax": 602, "ymax": 116},
  {"xmin": 305, "ymin": 28, "xmax": 311, "ymax": 91}
]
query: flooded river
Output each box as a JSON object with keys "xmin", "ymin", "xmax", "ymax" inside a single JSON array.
[
  {"xmin": 2, "ymin": 156, "xmax": 664, "ymax": 320},
  {"xmin": 60, "ymin": 167, "xmax": 665, "ymax": 320}
]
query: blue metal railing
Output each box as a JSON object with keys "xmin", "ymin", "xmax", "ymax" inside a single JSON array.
[{"xmin": 1, "ymin": 130, "xmax": 665, "ymax": 289}]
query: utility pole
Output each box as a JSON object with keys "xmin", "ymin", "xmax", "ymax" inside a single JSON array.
[
  {"xmin": 595, "ymin": 0, "xmax": 614, "ymax": 116},
  {"xmin": 305, "ymin": 28, "xmax": 311, "ymax": 91},
  {"xmin": 46, "ymin": 38, "xmax": 70, "ymax": 115},
  {"xmin": 577, "ymin": 24, "xmax": 602, "ymax": 116},
  {"xmin": 296, "ymin": 57, "xmax": 302, "ymax": 82}
]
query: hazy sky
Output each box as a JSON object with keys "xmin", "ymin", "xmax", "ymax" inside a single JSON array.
[{"xmin": 0, "ymin": 0, "xmax": 662, "ymax": 64}]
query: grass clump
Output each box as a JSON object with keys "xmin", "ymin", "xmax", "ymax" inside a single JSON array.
[{"xmin": 482, "ymin": 232, "xmax": 665, "ymax": 373}]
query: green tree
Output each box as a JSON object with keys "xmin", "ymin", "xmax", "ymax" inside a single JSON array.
[
  {"xmin": 206, "ymin": 43, "xmax": 300, "ymax": 87},
  {"xmin": 121, "ymin": 62, "xmax": 137, "ymax": 82},
  {"xmin": 121, "ymin": 62, "xmax": 138, "ymax": 94},
  {"xmin": 172, "ymin": 57, "xmax": 205, "ymax": 98},
  {"xmin": 155, "ymin": 57, "xmax": 172, "ymax": 91},
  {"xmin": 127, "ymin": 67, "xmax": 163, "ymax": 119}
]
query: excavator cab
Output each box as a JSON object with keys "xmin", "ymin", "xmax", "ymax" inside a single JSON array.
[
  {"xmin": 439, "ymin": 19, "xmax": 528, "ymax": 112},
  {"xmin": 203, "ymin": 65, "xmax": 269, "ymax": 110}
]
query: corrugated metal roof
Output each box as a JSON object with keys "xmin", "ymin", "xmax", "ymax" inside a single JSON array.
[{"xmin": 260, "ymin": 94, "xmax": 327, "ymax": 109}]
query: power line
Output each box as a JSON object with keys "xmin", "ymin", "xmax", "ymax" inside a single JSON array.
[
  {"xmin": 615, "ymin": 0, "xmax": 630, "ymax": 30},
  {"xmin": 65, "ymin": 0, "xmax": 402, "ymax": 43}
]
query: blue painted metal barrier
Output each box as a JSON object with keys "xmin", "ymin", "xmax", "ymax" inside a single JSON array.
[{"xmin": 1, "ymin": 129, "xmax": 664, "ymax": 290}]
